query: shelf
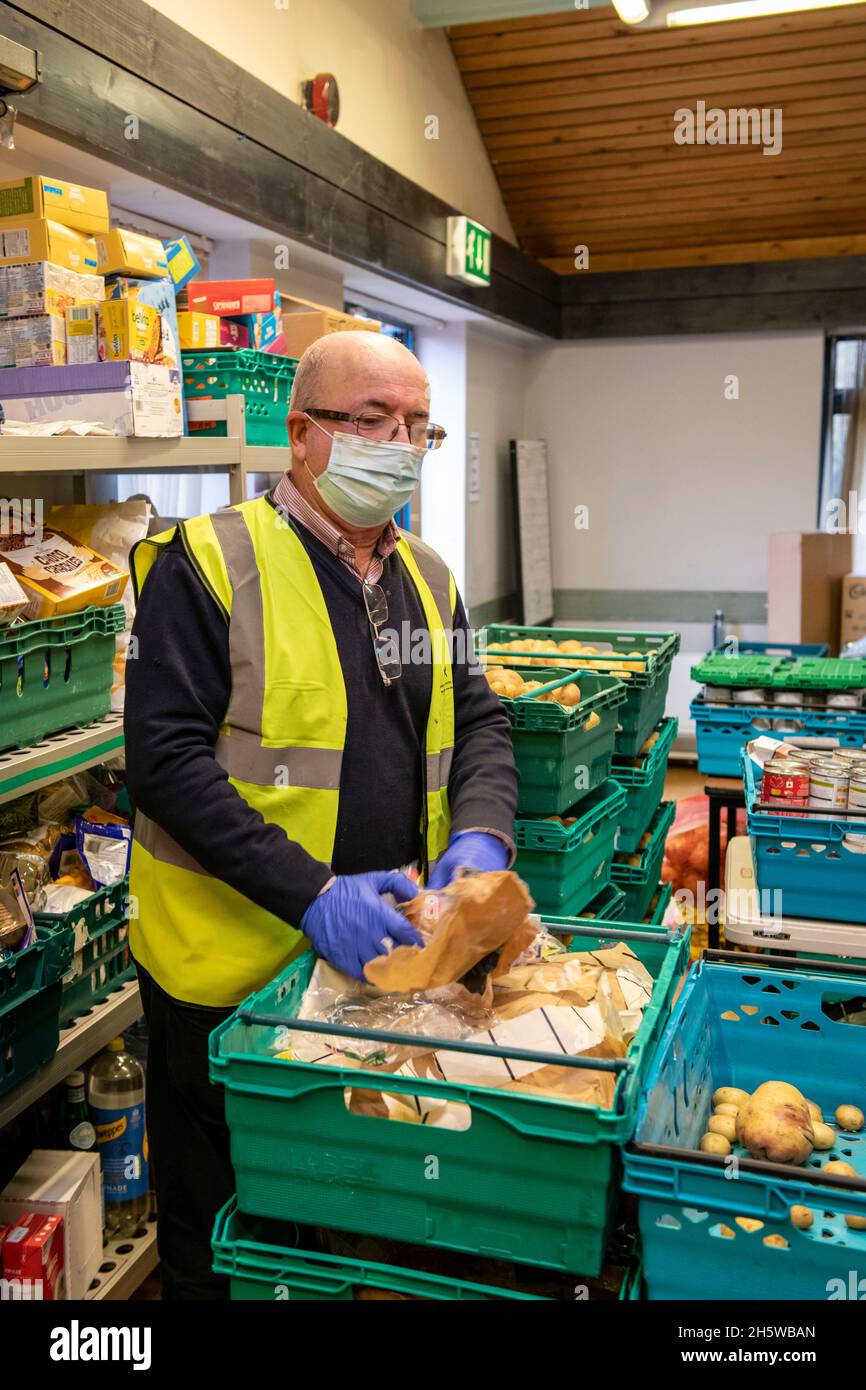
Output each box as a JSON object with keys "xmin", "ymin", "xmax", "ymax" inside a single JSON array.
[
  {"xmin": 0, "ymin": 714, "xmax": 124, "ymax": 806},
  {"xmin": 87, "ymin": 1223, "xmax": 159, "ymax": 1301},
  {"xmin": 0, "ymin": 395, "xmax": 290, "ymax": 501},
  {"xmin": 0, "ymin": 979, "xmax": 141, "ymax": 1128}
]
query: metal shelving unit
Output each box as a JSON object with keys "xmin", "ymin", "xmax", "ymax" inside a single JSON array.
[
  {"xmin": 0, "ymin": 978, "xmax": 142, "ymax": 1128},
  {"xmin": 88, "ymin": 1224, "xmax": 159, "ymax": 1301},
  {"xmin": 0, "ymin": 395, "xmax": 290, "ymax": 504},
  {"xmin": 0, "ymin": 714, "xmax": 125, "ymax": 807}
]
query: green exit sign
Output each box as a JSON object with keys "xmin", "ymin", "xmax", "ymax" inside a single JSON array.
[{"xmin": 446, "ymin": 216, "xmax": 491, "ymax": 287}]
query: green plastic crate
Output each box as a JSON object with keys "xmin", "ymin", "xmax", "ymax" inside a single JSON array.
[
  {"xmin": 35, "ymin": 878, "xmax": 132, "ymax": 1027},
  {"xmin": 212, "ymin": 1198, "xmax": 545, "ymax": 1300},
  {"xmin": 182, "ymin": 348, "xmax": 298, "ymax": 446},
  {"xmin": 514, "ymin": 780, "xmax": 626, "ymax": 915},
  {"xmin": 611, "ymin": 716, "xmax": 678, "ymax": 853},
  {"xmin": 0, "ymin": 604, "xmax": 126, "ymax": 754},
  {"xmin": 611, "ymin": 800, "xmax": 676, "ymax": 923},
  {"xmin": 487, "ymin": 666, "xmax": 626, "ymax": 815},
  {"xmin": 209, "ymin": 921, "xmax": 690, "ymax": 1276},
  {"xmin": 781, "ymin": 657, "xmax": 866, "ymax": 690},
  {"xmin": 480, "ymin": 625, "xmax": 679, "ymax": 757},
  {"xmin": 691, "ymin": 654, "xmax": 785, "ymax": 688},
  {"xmin": 574, "ymin": 881, "xmax": 627, "ymax": 922},
  {"xmin": 693, "ymin": 653, "xmax": 866, "ymax": 692},
  {"xmin": 0, "ymin": 923, "xmax": 74, "ymax": 1096},
  {"xmin": 642, "ymin": 881, "xmax": 673, "ymax": 926}
]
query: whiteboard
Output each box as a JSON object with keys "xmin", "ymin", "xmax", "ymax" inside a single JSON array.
[{"xmin": 510, "ymin": 438, "xmax": 553, "ymax": 626}]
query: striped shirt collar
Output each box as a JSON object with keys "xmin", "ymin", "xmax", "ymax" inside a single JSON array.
[{"xmin": 272, "ymin": 470, "xmax": 399, "ymax": 581}]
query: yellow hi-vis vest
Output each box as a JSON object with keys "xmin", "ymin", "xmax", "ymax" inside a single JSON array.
[{"xmin": 128, "ymin": 494, "xmax": 456, "ymax": 1006}]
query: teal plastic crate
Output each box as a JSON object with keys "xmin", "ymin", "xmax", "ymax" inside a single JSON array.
[
  {"xmin": 35, "ymin": 878, "xmax": 132, "ymax": 1027},
  {"xmin": 487, "ymin": 666, "xmax": 626, "ymax": 815},
  {"xmin": 611, "ymin": 800, "xmax": 676, "ymax": 923},
  {"xmin": 0, "ymin": 923, "xmax": 74, "ymax": 1096},
  {"xmin": 212, "ymin": 1198, "xmax": 545, "ymax": 1300},
  {"xmin": 643, "ymin": 881, "xmax": 673, "ymax": 926},
  {"xmin": 0, "ymin": 604, "xmax": 126, "ymax": 754},
  {"xmin": 210, "ymin": 921, "xmax": 690, "ymax": 1275},
  {"xmin": 514, "ymin": 780, "xmax": 626, "ymax": 915},
  {"xmin": 625, "ymin": 952, "xmax": 866, "ymax": 1301},
  {"xmin": 611, "ymin": 716, "xmax": 678, "ymax": 854},
  {"xmin": 691, "ymin": 697, "xmax": 866, "ymax": 777},
  {"xmin": 182, "ymin": 348, "xmax": 298, "ymax": 446},
  {"xmin": 480, "ymin": 625, "xmax": 679, "ymax": 757}
]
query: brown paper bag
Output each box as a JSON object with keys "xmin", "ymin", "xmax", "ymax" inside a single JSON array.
[{"xmin": 364, "ymin": 871, "xmax": 534, "ymax": 992}]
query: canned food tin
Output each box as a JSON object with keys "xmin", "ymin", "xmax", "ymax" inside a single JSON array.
[
  {"xmin": 772, "ymin": 717, "xmax": 804, "ymax": 734},
  {"xmin": 773, "ymin": 689, "xmax": 804, "ymax": 707},
  {"xmin": 800, "ymin": 691, "xmax": 826, "ymax": 709},
  {"xmin": 733, "ymin": 688, "xmax": 768, "ymax": 705},
  {"xmin": 848, "ymin": 773, "xmax": 866, "ymax": 813},
  {"xmin": 751, "ymin": 717, "xmax": 773, "ymax": 731},
  {"xmin": 827, "ymin": 690, "xmax": 865, "ymax": 709},
  {"xmin": 843, "ymin": 833, "xmax": 866, "ymax": 852},
  {"xmin": 763, "ymin": 757, "xmax": 810, "ymax": 811},
  {"xmin": 808, "ymin": 759, "xmax": 850, "ymax": 811},
  {"xmin": 705, "ymin": 685, "xmax": 732, "ymax": 703}
]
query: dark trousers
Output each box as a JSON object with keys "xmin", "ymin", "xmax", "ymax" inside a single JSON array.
[{"xmin": 137, "ymin": 964, "xmax": 236, "ymax": 1300}]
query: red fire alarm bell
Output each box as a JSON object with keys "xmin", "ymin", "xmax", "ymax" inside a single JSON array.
[{"xmin": 302, "ymin": 73, "xmax": 340, "ymax": 128}]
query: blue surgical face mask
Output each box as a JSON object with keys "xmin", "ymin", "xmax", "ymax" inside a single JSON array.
[{"xmin": 305, "ymin": 422, "xmax": 426, "ymax": 528}]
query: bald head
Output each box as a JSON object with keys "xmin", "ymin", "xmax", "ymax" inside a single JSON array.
[{"xmin": 289, "ymin": 330, "xmax": 429, "ymax": 413}]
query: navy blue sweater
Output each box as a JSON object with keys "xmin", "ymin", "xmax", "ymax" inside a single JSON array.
[{"xmin": 124, "ymin": 515, "xmax": 518, "ymax": 930}]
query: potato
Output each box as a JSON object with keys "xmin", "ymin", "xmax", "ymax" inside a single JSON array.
[
  {"xmin": 714, "ymin": 1102, "xmax": 740, "ymax": 1118},
  {"xmin": 822, "ymin": 1160, "xmax": 857, "ymax": 1177},
  {"xmin": 790, "ymin": 1205, "xmax": 813, "ymax": 1230},
  {"xmin": 763, "ymin": 1234, "xmax": 789, "ymax": 1249},
  {"xmin": 736, "ymin": 1081, "xmax": 814, "ymax": 1165},
  {"xmin": 844, "ymin": 1213, "xmax": 866, "ymax": 1230},
  {"xmin": 713, "ymin": 1087, "xmax": 751, "ymax": 1109},
  {"xmin": 805, "ymin": 1100, "xmax": 823, "ymax": 1125},
  {"xmin": 583, "ymin": 711, "xmax": 600, "ymax": 730},
  {"xmin": 811, "ymin": 1121, "xmax": 836, "ymax": 1151},
  {"xmin": 700, "ymin": 1132, "xmax": 731, "ymax": 1156},
  {"xmin": 835, "ymin": 1105, "xmax": 864, "ymax": 1133},
  {"xmin": 734, "ymin": 1216, "xmax": 763, "ymax": 1233},
  {"xmin": 708, "ymin": 1114, "xmax": 738, "ymax": 1143}
]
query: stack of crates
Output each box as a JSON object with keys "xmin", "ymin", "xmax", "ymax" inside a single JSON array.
[
  {"xmin": 209, "ymin": 916, "xmax": 690, "ymax": 1300},
  {"xmin": 475, "ymin": 625, "xmax": 680, "ymax": 923},
  {"xmin": 690, "ymin": 640, "xmax": 866, "ymax": 777},
  {"xmin": 34, "ymin": 877, "xmax": 134, "ymax": 1028}
]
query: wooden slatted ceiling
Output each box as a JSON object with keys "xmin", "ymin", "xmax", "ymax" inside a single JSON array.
[{"xmin": 448, "ymin": 3, "xmax": 866, "ymax": 272}]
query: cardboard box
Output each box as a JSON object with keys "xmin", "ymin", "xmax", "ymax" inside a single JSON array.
[
  {"xmin": 0, "ymin": 524, "xmax": 129, "ymax": 619},
  {"xmin": 96, "ymin": 228, "xmax": 169, "ymax": 279},
  {"xmin": 0, "ymin": 175, "xmax": 110, "ymax": 236},
  {"xmin": 0, "ymin": 262, "xmax": 104, "ymax": 318},
  {"xmin": 0, "ymin": 360, "xmax": 184, "ymax": 438},
  {"xmin": 2, "ymin": 1211, "xmax": 65, "ymax": 1299},
  {"xmin": 164, "ymin": 234, "xmax": 200, "ymax": 292},
  {"xmin": 275, "ymin": 295, "xmax": 380, "ymax": 360},
  {"xmin": 0, "ymin": 1151, "xmax": 102, "ymax": 1301},
  {"xmin": 177, "ymin": 311, "xmax": 249, "ymax": 350},
  {"xmin": 185, "ymin": 278, "xmax": 275, "ymax": 316},
  {"xmin": 840, "ymin": 574, "xmax": 866, "ymax": 649},
  {"xmin": 0, "ymin": 219, "xmax": 99, "ymax": 274},
  {"xmin": 98, "ymin": 298, "xmax": 162, "ymax": 363},
  {"xmin": 0, "ymin": 312, "xmax": 66, "ymax": 367},
  {"xmin": 768, "ymin": 532, "xmax": 853, "ymax": 653},
  {"xmin": 65, "ymin": 304, "xmax": 99, "ymax": 365},
  {"xmin": 104, "ymin": 276, "xmax": 180, "ymax": 368},
  {"xmin": 0, "ymin": 562, "xmax": 29, "ymax": 625}
]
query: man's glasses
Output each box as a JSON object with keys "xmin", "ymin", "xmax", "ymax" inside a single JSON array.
[
  {"xmin": 306, "ymin": 408, "xmax": 446, "ymax": 451},
  {"xmin": 363, "ymin": 581, "xmax": 402, "ymax": 687}
]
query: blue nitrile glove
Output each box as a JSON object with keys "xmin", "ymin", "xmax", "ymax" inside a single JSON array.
[
  {"xmin": 300, "ymin": 870, "xmax": 422, "ymax": 981},
  {"xmin": 426, "ymin": 831, "xmax": 509, "ymax": 891}
]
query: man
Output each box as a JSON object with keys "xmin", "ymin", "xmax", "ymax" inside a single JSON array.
[{"xmin": 124, "ymin": 330, "xmax": 518, "ymax": 1299}]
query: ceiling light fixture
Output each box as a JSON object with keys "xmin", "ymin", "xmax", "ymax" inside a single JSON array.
[
  {"xmin": 667, "ymin": 0, "xmax": 866, "ymax": 26},
  {"xmin": 613, "ymin": 0, "xmax": 651, "ymax": 20}
]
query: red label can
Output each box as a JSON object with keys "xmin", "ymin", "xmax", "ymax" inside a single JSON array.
[{"xmin": 763, "ymin": 757, "xmax": 810, "ymax": 813}]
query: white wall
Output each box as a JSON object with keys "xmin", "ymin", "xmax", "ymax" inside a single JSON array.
[
  {"xmin": 523, "ymin": 330, "xmax": 826, "ymax": 738},
  {"xmin": 417, "ymin": 321, "xmax": 468, "ymax": 597},
  {"xmin": 143, "ymin": 0, "xmax": 515, "ymax": 244},
  {"xmin": 523, "ymin": 331, "xmax": 824, "ymax": 600},
  {"xmin": 464, "ymin": 327, "xmax": 529, "ymax": 617}
]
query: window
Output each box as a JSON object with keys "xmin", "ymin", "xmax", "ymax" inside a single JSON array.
[{"xmin": 820, "ymin": 335, "xmax": 866, "ymax": 527}]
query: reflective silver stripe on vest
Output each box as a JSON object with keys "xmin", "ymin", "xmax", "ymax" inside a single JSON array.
[
  {"xmin": 214, "ymin": 729, "xmax": 343, "ymax": 789},
  {"xmin": 399, "ymin": 529, "xmax": 454, "ymax": 632},
  {"xmin": 210, "ymin": 508, "xmax": 266, "ymax": 735},
  {"xmin": 134, "ymin": 812, "xmax": 213, "ymax": 878},
  {"xmin": 426, "ymin": 746, "xmax": 453, "ymax": 792}
]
